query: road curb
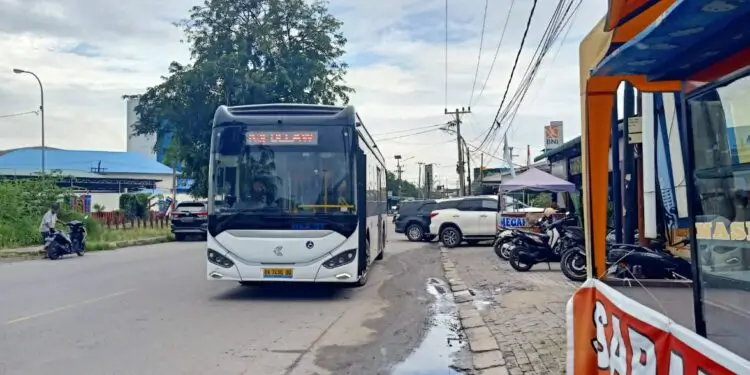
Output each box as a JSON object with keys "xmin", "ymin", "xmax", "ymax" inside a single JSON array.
[
  {"xmin": 0, "ymin": 236, "xmax": 173, "ymax": 259},
  {"xmin": 440, "ymin": 248, "xmax": 509, "ymax": 375}
]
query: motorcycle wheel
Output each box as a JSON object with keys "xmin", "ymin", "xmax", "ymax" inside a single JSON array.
[
  {"xmin": 493, "ymin": 240, "xmax": 508, "ymax": 260},
  {"xmin": 46, "ymin": 246, "xmax": 60, "ymax": 260},
  {"xmin": 76, "ymin": 250, "xmax": 84, "ymax": 256},
  {"xmin": 509, "ymin": 247, "xmax": 533, "ymax": 272},
  {"xmin": 560, "ymin": 249, "xmax": 587, "ymax": 282}
]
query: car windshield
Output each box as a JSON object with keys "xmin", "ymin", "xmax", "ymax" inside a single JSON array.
[{"xmin": 208, "ymin": 125, "xmax": 354, "ymax": 215}]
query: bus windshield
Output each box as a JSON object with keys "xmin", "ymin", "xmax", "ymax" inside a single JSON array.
[{"xmin": 208, "ymin": 124, "xmax": 355, "ymax": 215}]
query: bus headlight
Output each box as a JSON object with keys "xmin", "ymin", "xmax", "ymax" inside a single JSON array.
[
  {"xmin": 323, "ymin": 249, "xmax": 356, "ymax": 269},
  {"xmin": 208, "ymin": 249, "xmax": 234, "ymax": 268}
]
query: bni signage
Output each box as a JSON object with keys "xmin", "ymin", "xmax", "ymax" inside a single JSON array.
[{"xmin": 544, "ymin": 121, "xmax": 563, "ymax": 150}]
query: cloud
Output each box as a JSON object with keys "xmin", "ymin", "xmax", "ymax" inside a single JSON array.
[{"xmin": 0, "ymin": 0, "xmax": 607, "ymax": 187}]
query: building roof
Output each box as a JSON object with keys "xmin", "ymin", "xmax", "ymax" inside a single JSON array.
[
  {"xmin": 0, "ymin": 168, "xmax": 104, "ymax": 178},
  {"xmin": 0, "ymin": 147, "xmax": 174, "ymax": 175}
]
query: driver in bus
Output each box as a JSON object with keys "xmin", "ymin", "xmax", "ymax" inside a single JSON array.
[{"xmin": 235, "ymin": 179, "xmax": 268, "ymax": 209}]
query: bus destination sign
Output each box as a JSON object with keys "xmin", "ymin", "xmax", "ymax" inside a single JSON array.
[{"xmin": 246, "ymin": 131, "xmax": 318, "ymax": 145}]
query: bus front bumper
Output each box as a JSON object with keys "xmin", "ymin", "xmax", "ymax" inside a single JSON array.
[{"xmin": 207, "ymin": 253, "xmax": 360, "ymax": 283}]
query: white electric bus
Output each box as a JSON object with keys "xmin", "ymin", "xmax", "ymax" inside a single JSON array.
[{"xmin": 206, "ymin": 104, "xmax": 387, "ymax": 287}]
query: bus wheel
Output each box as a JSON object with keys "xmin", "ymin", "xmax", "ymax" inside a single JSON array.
[
  {"xmin": 375, "ymin": 233, "xmax": 384, "ymax": 261},
  {"xmin": 354, "ymin": 239, "xmax": 371, "ymax": 287}
]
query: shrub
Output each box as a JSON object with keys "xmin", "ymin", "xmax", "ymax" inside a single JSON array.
[
  {"xmin": 0, "ymin": 176, "xmax": 103, "ymax": 248},
  {"xmin": 119, "ymin": 193, "xmax": 152, "ymax": 219}
]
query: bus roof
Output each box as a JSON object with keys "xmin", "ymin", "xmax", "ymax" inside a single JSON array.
[{"xmin": 213, "ymin": 104, "xmax": 355, "ymax": 127}]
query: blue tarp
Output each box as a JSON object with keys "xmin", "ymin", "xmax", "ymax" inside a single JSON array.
[{"xmin": 593, "ymin": 0, "xmax": 750, "ymax": 80}]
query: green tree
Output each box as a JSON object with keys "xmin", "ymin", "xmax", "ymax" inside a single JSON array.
[
  {"xmin": 386, "ymin": 170, "xmax": 419, "ymax": 198},
  {"xmin": 131, "ymin": 0, "xmax": 353, "ymax": 197}
]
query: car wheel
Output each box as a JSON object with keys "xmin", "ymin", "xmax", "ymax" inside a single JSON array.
[
  {"xmin": 174, "ymin": 233, "xmax": 185, "ymax": 241},
  {"xmin": 405, "ymin": 224, "xmax": 424, "ymax": 242},
  {"xmin": 440, "ymin": 227, "xmax": 462, "ymax": 248}
]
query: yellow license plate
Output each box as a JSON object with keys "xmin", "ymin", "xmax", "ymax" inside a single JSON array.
[{"xmin": 263, "ymin": 268, "xmax": 293, "ymax": 279}]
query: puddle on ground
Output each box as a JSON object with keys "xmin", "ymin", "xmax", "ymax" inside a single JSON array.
[{"xmin": 391, "ymin": 278, "xmax": 468, "ymax": 375}]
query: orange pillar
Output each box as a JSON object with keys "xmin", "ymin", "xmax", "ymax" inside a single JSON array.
[{"xmin": 583, "ymin": 83, "xmax": 616, "ymax": 278}]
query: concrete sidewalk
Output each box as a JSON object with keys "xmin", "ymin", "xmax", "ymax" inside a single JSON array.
[{"xmin": 441, "ymin": 246, "xmax": 579, "ymax": 375}]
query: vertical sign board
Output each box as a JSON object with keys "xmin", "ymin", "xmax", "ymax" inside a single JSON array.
[
  {"xmin": 567, "ymin": 279, "xmax": 750, "ymax": 374},
  {"xmin": 545, "ymin": 121, "xmax": 564, "ymax": 150}
]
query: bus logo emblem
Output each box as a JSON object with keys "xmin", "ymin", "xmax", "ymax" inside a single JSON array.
[
  {"xmin": 273, "ymin": 246, "xmax": 283, "ymax": 256},
  {"xmin": 306, "ymin": 241, "xmax": 314, "ymax": 249}
]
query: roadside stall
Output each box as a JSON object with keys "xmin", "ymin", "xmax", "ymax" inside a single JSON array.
[
  {"xmin": 570, "ymin": 0, "xmax": 750, "ymax": 372},
  {"xmin": 492, "ymin": 167, "xmax": 576, "ymax": 230}
]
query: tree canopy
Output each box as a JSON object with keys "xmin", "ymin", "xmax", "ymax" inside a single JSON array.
[
  {"xmin": 130, "ymin": 0, "xmax": 353, "ymax": 196},
  {"xmin": 386, "ymin": 170, "xmax": 420, "ymax": 198}
]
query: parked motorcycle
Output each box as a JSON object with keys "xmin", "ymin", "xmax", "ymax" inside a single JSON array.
[
  {"xmin": 507, "ymin": 213, "xmax": 578, "ymax": 272},
  {"xmin": 45, "ymin": 219, "xmax": 87, "ymax": 260},
  {"xmin": 560, "ymin": 238, "xmax": 692, "ymax": 282}
]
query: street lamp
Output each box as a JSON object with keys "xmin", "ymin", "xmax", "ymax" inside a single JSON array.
[{"xmin": 13, "ymin": 68, "xmax": 45, "ymax": 175}]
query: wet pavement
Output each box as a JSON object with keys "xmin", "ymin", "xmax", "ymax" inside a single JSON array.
[
  {"xmin": 0, "ymin": 226, "xmax": 474, "ymax": 374},
  {"xmin": 391, "ymin": 278, "xmax": 468, "ymax": 375}
]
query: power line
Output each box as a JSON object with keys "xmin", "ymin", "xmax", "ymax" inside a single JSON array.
[
  {"xmin": 481, "ymin": 0, "xmax": 580, "ymax": 156},
  {"xmin": 468, "ymin": 0, "xmax": 490, "ymax": 107},
  {"xmin": 0, "ymin": 110, "xmax": 38, "ymax": 119},
  {"xmin": 478, "ymin": 0, "xmax": 538, "ymax": 151},
  {"xmin": 374, "ymin": 127, "xmax": 447, "ymax": 142},
  {"xmin": 444, "ymin": 0, "xmax": 449, "ymax": 110},
  {"xmin": 499, "ymin": 0, "xmax": 581, "ymax": 140},
  {"xmin": 473, "ymin": 0, "xmax": 516, "ymax": 108},
  {"xmin": 371, "ymin": 124, "xmax": 443, "ymax": 136}
]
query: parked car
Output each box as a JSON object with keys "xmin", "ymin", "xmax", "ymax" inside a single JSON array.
[
  {"xmin": 394, "ymin": 199, "xmax": 440, "ymax": 241},
  {"xmin": 429, "ymin": 196, "xmax": 499, "ymax": 248},
  {"xmin": 170, "ymin": 201, "xmax": 208, "ymax": 241}
]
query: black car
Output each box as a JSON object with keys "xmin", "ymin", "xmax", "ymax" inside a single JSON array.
[
  {"xmin": 170, "ymin": 201, "xmax": 208, "ymax": 241},
  {"xmin": 394, "ymin": 199, "xmax": 438, "ymax": 242}
]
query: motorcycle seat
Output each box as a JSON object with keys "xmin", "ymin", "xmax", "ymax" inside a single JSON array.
[{"xmin": 517, "ymin": 229, "xmax": 548, "ymax": 240}]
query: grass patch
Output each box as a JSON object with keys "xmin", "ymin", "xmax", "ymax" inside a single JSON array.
[{"xmin": 94, "ymin": 227, "xmax": 172, "ymax": 242}]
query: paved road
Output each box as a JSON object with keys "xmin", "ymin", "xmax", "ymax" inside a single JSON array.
[{"xmin": 0, "ymin": 228, "xmax": 464, "ymax": 375}]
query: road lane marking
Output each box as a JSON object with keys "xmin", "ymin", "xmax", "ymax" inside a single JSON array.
[{"xmin": 5, "ymin": 288, "xmax": 136, "ymax": 325}]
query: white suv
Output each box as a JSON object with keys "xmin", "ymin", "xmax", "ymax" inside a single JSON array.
[{"xmin": 429, "ymin": 196, "xmax": 499, "ymax": 248}]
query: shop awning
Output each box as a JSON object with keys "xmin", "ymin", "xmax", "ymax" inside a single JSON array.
[
  {"xmin": 594, "ymin": 0, "xmax": 750, "ymax": 81},
  {"xmin": 606, "ymin": 0, "xmax": 660, "ymax": 30}
]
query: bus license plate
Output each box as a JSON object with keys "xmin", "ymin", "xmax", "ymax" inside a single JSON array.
[{"xmin": 263, "ymin": 268, "xmax": 293, "ymax": 279}]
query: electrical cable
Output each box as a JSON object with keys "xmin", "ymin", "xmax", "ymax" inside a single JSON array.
[
  {"xmin": 473, "ymin": 0, "xmax": 517, "ymax": 108},
  {"xmin": 0, "ymin": 110, "xmax": 38, "ymax": 119},
  {"xmin": 468, "ymin": 0, "xmax": 490, "ymax": 107},
  {"xmin": 371, "ymin": 123, "xmax": 444, "ymax": 136},
  {"xmin": 374, "ymin": 127, "xmax": 447, "ymax": 142},
  {"xmin": 499, "ymin": 0, "xmax": 581, "ymax": 141},
  {"xmin": 444, "ymin": 0, "xmax": 449, "ymax": 110},
  {"xmin": 476, "ymin": 0, "xmax": 538, "ymax": 151},
  {"xmin": 482, "ymin": 0, "xmax": 580, "ymax": 156}
]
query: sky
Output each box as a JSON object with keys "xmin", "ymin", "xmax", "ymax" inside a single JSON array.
[{"xmin": 0, "ymin": 0, "xmax": 608, "ymax": 187}]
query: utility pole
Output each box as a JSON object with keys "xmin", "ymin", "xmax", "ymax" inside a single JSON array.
[
  {"xmin": 464, "ymin": 140, "xmax": 471, "ymax": 196},
  {"xmin": 417, "ymin": 162, "xmax": 424, "ymax": 198},
  {"xmin": 394, "ymin": 155, "xmax": 403, "ymax": 196},
  {"xmin": 424, "ymin": 163, "xmax": 433, "ymax": 199},
  {"xmin": 445, "ymin": 107, "xmax": 471, "ymax": 196},
  {"xmin": 479, "ymin": 153, "xmax": 484, "ymax": 184}
]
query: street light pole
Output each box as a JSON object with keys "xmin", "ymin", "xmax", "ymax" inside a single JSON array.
[{"xmin": 13, "ymin": 68, "xmax": 45, "ymax": 175}]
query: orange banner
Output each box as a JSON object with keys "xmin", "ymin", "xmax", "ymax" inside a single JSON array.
[{"xmin": 566, "ymin": 280, "xmax": 750, "ymax": 374}]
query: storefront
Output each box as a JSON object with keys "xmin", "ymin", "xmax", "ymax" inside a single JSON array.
[{"xmin": 577, "ymin": 0, "xmax": 750, "ymax": 361}]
